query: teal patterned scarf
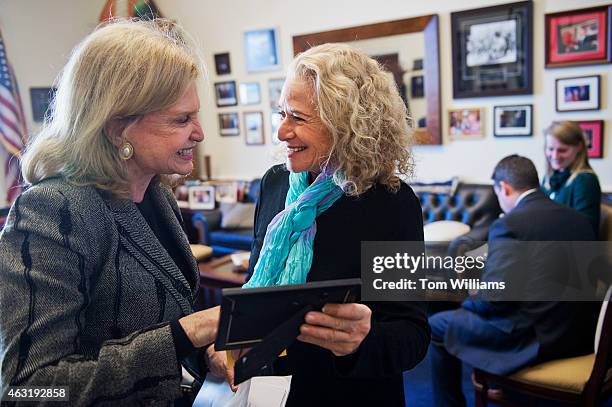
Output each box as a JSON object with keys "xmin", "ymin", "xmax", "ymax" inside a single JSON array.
[{"xmin": 243, "ymin": 170, "xmax": 343, "ymax": 288}]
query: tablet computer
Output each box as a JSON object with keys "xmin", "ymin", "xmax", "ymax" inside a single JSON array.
[{"xmin": 215, "ymin": 278, "xmax": 361, "ymax": 351}]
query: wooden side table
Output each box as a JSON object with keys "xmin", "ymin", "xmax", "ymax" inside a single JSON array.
[{"xmin": 197, "ymin": 255, "xmax": 248, "ymax": 309}]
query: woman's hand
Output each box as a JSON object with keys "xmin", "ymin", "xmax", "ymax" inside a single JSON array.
[
  {"xmin": 178, "ymin": 306, "xmax": 220, "ymax": 348},
  {"xmin": 204, "ymin": 345, "xmax": 238, "ymax": 392},
  {"xmin": 297, "ymin": 303, "xmax": 371, "ymax": 356}
]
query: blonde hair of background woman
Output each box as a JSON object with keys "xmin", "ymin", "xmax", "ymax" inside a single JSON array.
[
  {"xmin": 543, "ymin": 121, "xmax": 593, "ymax": 189},
  {"xmin": 21, "ymin": 19, "xmax": 203, "ymax": 198},
  {"xmin": 283, "ymin": 42, "xmax": 414, "ymax": 196}
]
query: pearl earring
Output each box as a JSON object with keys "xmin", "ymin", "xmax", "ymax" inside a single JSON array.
[{"xmin": 119, "ymin": 142, "xmax": 134, "ymax": 160}]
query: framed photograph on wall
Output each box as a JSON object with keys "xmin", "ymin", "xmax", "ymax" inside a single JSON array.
[
  {"xmin": 244, "ymin": 28, "xmax": 281, "ymax": 73},
  {"xmin": 214, "ymin": 52, "xmax": 231, "ymax": 75},
  {"xmin": 270, "ymin": 111, "xmax": 281, "ymax": 144},
  {"xmin": 215, "ymin": 182, "xmax": 238, "ymax": 204},
  {"xmin": 188, "ymin": 186, "xmax": 216, "ymax": 210},
  {"xmin": 239, "ymin": 82, "xmax": 261, "ymax": 105},
  {"xmin": 493, "ymin": 104, "xmax": 532, "ymax": 137},
  {"xmin": 576, "ymin": 120, "xmax": 604, "ymax": 159},
  {"xmin": 218, "ymin": 113, "xmax": 240, "ymax": 136},
  {"xmin": 451, "ymin": 1, "xmax": 533, "ymax": 98},
  {"xmin": 411, "ymin": 76, "xmax": 424, "ymax": 98},
  {"xmin": 268, "ymin": 78, "xmax": 285, "ymax": 109},
  {"xmin": 244, "ymin": 111, "xmax": 264, "ymax": 145},
  {"xmin": 214, "ymin": 81, "xmax": 237, "ymax": 107},
  {"xmin": 555, "ymin": 75, "xmax": 601, "ymax": 112},
  {"xmin": 448, "ymin": 108, "xmax": 484, "ymax": 140},
  {"xmin": 30, "ymin": 87, "xmax": 56, "ymax": 122},
  {"xmin": 545, "ymin": 5, "xmax": 611, "ymax": 68}
]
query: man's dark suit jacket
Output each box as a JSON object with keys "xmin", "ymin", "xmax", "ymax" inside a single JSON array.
[
  {"xmin": 445, "ymin": 190, "xmax": 598, "ymax": 375},
  {"xmin": 247, "ymin": 165, "xmax": 430, "ymax": 407}
]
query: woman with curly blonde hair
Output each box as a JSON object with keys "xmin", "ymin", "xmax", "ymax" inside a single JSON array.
[{"xmin": 234, "ymin": 43, "xmax": 429, "ymax": 406}]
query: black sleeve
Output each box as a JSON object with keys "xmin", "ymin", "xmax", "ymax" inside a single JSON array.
[{"xmin": 337, "ymin": 188, "xmax": 431, "ymax": 378}]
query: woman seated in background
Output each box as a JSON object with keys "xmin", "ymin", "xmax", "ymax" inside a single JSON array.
[
  {"xmin": 541, "ymin": 120, "xmax": 601, "ymax": 234},
  {"xmin": 0, "ymin": 19, "xmax": 220, "ymax": 405},
  {"xmin": 241, "ymin": 43, "xmax": 429, "ymax": 406}
]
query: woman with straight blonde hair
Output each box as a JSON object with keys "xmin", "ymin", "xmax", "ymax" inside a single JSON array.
[
  {"xmin": 210, "ymin": 43, "xmax": 429, "ymax": 406},
  {"xmin": 541, "ymin": 120, "xmax": 601, "ymax": 233},
  {"xmin": 1, "ymin": 19, "xmax": 220, "ymax": 405}
]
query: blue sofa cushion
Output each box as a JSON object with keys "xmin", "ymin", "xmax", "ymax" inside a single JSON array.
[{"xmin": 209, "ymin": 228, "xmax": 253, "ymax": 251}]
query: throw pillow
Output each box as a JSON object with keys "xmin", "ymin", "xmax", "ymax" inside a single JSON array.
[{"xmin": 220, "ymin": 202, "xmax": 256, "ymax": 229}]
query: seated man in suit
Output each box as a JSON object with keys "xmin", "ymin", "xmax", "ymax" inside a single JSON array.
[{"xmin": 428, "ymin": 155, "xmax": 597, "ymax": 407}]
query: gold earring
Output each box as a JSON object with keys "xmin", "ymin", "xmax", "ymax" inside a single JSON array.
[{"xmin": 119, "ymin": 142, "xmax": 134, "ymax": 160}]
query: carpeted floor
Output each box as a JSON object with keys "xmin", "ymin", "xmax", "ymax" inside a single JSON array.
[{"xmin": 403, "ymin": 348, "xmax": 475, "ymax": 407}]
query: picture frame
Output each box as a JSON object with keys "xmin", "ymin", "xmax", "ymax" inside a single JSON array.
[
  {"xmin": 270, "ymin": 111, "xmax": 281, "ymax": 144},
  {"xmin": 239, "ymin": 82, "xmax": 261, "ymax": 105},
  {"xmin": 244, "ymin": 28, "xmax": 281, "ymax": 73},
  {"xmin": 244, "ymin": 112, "xmax": 265, "ymax": 145},
  {"xmin": 188, "ymin": 185, "xmax": 216, "ymax": 210},
  {"xmin": 576, "ymin": 120, "xmax": 604, "ymax": 159},
  {"xmin": 214, "ymin": 81, "xmax": 237, "ymax": 107},
  {"xmin": 451, "ymin": 1, "xmax": 533, "ymax": 98},
  {"xmin": 412, "ymin": 59, "xmax": 423, "ymax": 71},
  {"xmin": 555, "ymin": 75, "xmax": 601, "ymax": 112},
  {"xmin": 214, "ymin": 52, "xmax": 231, "ymax": 75},
  {"xmin": 29, "ymin": 87, "xmax": 56, "ymax": 122},
  {"xmin": 545, "ymin": 5, "xmax": 612, "ymax": 68},
  {"xmin": 493, "ymin": 104, "xmax": 532, "ymax": 137},
  {"xmin": 215, "ymin": 182, "xmax": 238, "ymax": 204},
  {"xmin": 174, "ymin": 184, "xmax": 190, "ymax": 208},
  {"xmin": 448, "ymin": 108, "xmax": 484, "ymax": 140},
  {"xmin": 268, "ymin": 78, "xmax": 285, "ymax": 109},
  {"xmin": 411, "ymin": 76, "xmax": 425, "ymax": 98},
  {"xmin": 218, "ymin": 113, "xmax": 240, "ymax": 136}
]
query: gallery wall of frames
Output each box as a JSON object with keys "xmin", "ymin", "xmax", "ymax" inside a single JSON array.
[
  {"xmin": 198, "ymin": 0, "xmax": 610, "ymax": 184},
  {"xmin": 3, "ymin": 0, "xmax": 611, "ymax": 189}
]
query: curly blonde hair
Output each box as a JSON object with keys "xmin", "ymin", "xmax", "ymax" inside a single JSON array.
[
  {"xmin": 21, "ymin": 18, "xmax": 202, "ymax": 198},
  {"xmin": 285, "ymin": 43, "xmax": 414, "ymax": 196}
]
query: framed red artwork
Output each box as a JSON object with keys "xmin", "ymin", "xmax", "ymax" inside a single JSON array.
[
  {"xmin": 545, "ymin": 6, "xmax": 612, "ymax": 68},
  {"xmin": 576, "ymin": 120, "xmax": 604, "ymax": 159}
]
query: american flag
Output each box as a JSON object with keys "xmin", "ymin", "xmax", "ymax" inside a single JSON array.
[{"xmin": 0, "ymin": 29, "xmax": 27, "ymax": 205}]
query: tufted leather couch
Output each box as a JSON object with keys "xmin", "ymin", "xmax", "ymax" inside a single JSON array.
[
  {"xmin": 191, "ymin": 179, "xmax": 502, "ymax": 257},
  {"xmin": 416, "ymin": 183, "xmax": 502, "ymax": 256}
]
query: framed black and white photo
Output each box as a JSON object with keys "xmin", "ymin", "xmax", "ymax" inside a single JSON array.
[
  {"xmin": 555, "ymin": 75, "xmax": 601, "ymax": 112},
  {"xmin": 244, "ymin": 111, "xmax": 264, "ymax": 145},
  {"xmin": 239, "ymin": 82, "xmax": 261, "ymax": 105},
  {"xmin": 218, "ymin": 113, "xmax": 240, "ymax": 136},
  {"xmin": 214, "ymin": 52, "xmax": 231, "ymax": 75},
  {"xmin": 244, "ymin": 28, "xmax": 281, "ymax": 73},
  {"xmin": 214, "ymin": 81, "xmax": 237, "ymax": 107},
  {"xmin": 451, "ymin": 1, "xmax": 533, "ymax": 98},
  {"xmin": 188, "ymin": 186, "xmax": 215, "ymax": 210},
  {"xmin": 493, "ymin": 104, "xmax": 532, "ymax": 137}
]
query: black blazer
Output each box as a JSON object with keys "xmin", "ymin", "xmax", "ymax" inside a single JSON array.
[
  {"xmin": 447, "ymin": 190, "xmax": 598, "ymax": 375},
  {"xmin": 247, "ymin": 165, "xmax": 430, "ymax": 407}
]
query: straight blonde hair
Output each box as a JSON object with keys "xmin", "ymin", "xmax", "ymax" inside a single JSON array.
[
  {"xmin": 543, "ymin": 121, "xmax": 593, "ymax": 188},
  {"xmin": 21, "ymin": 19, "xmax": 202, "ymax": 198}
]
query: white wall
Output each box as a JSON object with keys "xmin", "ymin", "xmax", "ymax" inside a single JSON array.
[{"xmin": 1, "ymin": 0, "xmax": 611, "ymax": 199}]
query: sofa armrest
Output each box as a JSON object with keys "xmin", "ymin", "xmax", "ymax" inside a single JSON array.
[
  {"xmin": 448, "ymin": 223, "xmax": 490, "ymax": 257},
  {"xmin": 192, "ymin": 210, "xmax": 222, "ymax": 245}
]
